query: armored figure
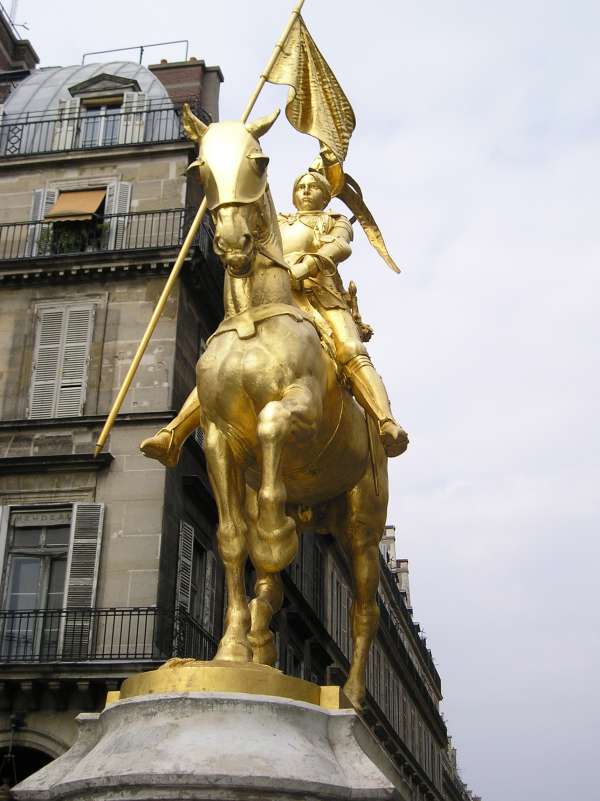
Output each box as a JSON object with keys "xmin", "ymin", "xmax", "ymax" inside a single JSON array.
[{"xmin": 140, "ymin": 170, "xmax": 407, "ymax": 466}]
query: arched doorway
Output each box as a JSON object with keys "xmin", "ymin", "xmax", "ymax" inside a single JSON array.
[{"xmin": 0, "ymin": 745, "xmax": 53, "ymax": 789}]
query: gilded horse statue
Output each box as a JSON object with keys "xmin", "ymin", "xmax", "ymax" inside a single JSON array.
[{"xmin": 170, "ymin": 108, "xmax": 401, "ymax": 709}]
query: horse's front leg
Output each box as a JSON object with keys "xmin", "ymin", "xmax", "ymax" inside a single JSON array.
[
  {"xmin": 204, "ymin": 422, "xmax": 252, "ymax": 662},
  {"xmin": 254, "ymin": 384, "xmax": 319, "ymax": 573}
]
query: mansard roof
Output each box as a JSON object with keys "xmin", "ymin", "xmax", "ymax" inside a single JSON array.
[{"xmin": 3, "ymin": 61, "xmax": 170, "ymax": 117}]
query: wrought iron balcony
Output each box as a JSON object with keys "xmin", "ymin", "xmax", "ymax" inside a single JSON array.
[
  {"xmin": 0, "ymin": 606, "xmax": 218, "ymax": 664},
  {"xmin": 0, "ymin": 99, "xmax": 210, "ymax": 158},
  {"xmin": 0, "ymin": 207, "xmax": 211, "ymax": 262}
]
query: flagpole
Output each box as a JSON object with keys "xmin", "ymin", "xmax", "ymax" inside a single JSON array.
[
  {"xmin": 95, "ymin": 0, "xmax": 307, "ymax": 457},
  {"xmin": 241, "ymin": 0, "xmax": 306, "ymax": 122}
]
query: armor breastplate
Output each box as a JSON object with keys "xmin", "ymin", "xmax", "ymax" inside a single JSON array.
[{"xmin": 279, "ymin": 215, "xmax": 326, "ymax": 255}]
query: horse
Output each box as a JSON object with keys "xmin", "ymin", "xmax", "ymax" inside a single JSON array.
[{"xmin": 184, "ymin": 106, "xmax": 391, "ymax": 709}]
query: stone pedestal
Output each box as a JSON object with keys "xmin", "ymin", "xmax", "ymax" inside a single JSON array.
[
  {"xmin": 12, "ymin": 691, "xmax": 411, "ymax": 801},
  {"xmin": 12, "ymin": 662, "xmax": 410, "ymax": 801}
]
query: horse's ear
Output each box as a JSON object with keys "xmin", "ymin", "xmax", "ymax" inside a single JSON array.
[
  {"xmin": 182, "ymin": 102, "xmax": 208, "ymax": 143},
  {"xmin": 246, "ymin": 108, "xmax": 280, "ymax": 140}
]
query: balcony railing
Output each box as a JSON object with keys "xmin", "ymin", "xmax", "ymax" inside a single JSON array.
[
  {"xmin": 0, "ymin": 99, "xmax": 210, "ymax": 158},
  {"xmin": 0, "ymin": 207, "xmax": 212, "ymax": 261},
  {"xmin": 0, "ymin": 606, "xmax": 218, "ymax": 664}
]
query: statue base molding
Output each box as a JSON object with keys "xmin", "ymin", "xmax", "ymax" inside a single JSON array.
[
  {"xmin": 12, "ymin": 691, "xmax": 409, "ymax": 801},
  {"xmin": 114, "ymin": 659, "xmax": 353, "ymax": 710}
]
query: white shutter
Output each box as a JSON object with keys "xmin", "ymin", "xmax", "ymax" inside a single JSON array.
[
  {"xmin": 29, "ymin": 307, "xmax": 64, "ymax": 419},
  {"xmin": 29, "ymin": 303, "xmax": 94, "ymax": 420},
  {"xmin": 61, "ymin": 503, "xmax": 104, "ymax": 659},
  {"xmin": 56, "ymin": 305, "xmax": 94, "ymax": 417},
  {"xmin": 0, "ymin": 506, "xmax": 9, "ymax": 600},
  {"xmin": 118, "ymin": 91, "xmax": 147, "ymax": 145},
  {"xmin": 51, "ymin": 97, "xmax": 81, "ymax": 151},
  {"xmin": 105, "ymin": 181, "xmax": 131, "ymax": 250},
  {"xmin": 25, "ymin": 188, "xmax": 58, "ymax": 257},
  {"xmin": 0, "ymin": 104, "xmax": 5, "ymax": 156},
  {"xmin": 64, "ymin": 503, "xmax": 104, "ymax": 608},
  {"xmin": 202, "ymin": 550, "xmax": 217, "ymax": 633},
  {"xmin": 176, "ymin": 521, "xmax": 194, "ymax": 613}
]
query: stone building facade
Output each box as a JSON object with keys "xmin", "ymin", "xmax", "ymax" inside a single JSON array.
[{"xmin": 0, "ymin": 10, "xmax": 480, "ymax": 801}]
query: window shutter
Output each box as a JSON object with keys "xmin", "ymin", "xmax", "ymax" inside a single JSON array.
[
  {"xmin": 51, "ymin": 98, "xmax": 81, "ymax": 151},
  {"xmin": 61, "ymin": 503, "xmax": 104, "ymax": 659},
  {"xmin": 105, "ymin": 181, "xmax": 131, "ymax": 250},
  {"xmin": 0, "ymin": 105, "xmax": 5, "ymax": 156},
  {"xmin": 56, "ymin": 305, "xmax": 94, "ymax": 417},
  {"xmin": 176, "ymin": 521, "xmax": 195, "ymax": 613},
  {"xmin": 29, "ymin": 307, "xmax": 64, "ymax": 419},
  {"xmin": 29, "ymin": 303, "xmax": 94, "ymax": 419},
  {"xmin": 25, "ymin": 188, "xmax": 57, "ymax": 257},
  {"xmin": 341, "ymin": 581, "xmax": 350, "ymax": 658},
  {"xmin": 0, "ymin": 506, "xmax": 8, "ymax": 596},
  {"xmin": 118, "ymin": 91, "xmax": 147, "ymax": 145},
  {"xmin": 202, "ymin": 550, "xmax": 217, "ymax": 633}
]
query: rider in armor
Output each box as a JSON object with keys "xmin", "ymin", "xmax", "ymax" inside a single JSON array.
[{"xmin": 140, "ymin": 170, "xmax": 407, "ymax": 466}]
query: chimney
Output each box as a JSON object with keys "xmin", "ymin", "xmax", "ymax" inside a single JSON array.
[
  {"xmin": 149, "ymin": 58, "xmax": 224, "ymax": 121},
  {"xmin": 396, "ymin": 558, "xmax": 411, "ymax": 608},
  {"xmin": 0, "ymin": 4, "xmax": 38, "ymax": 102},
  {"xmin": 379, "ymin": 524, "xmax": 397, "ymax": 566}
]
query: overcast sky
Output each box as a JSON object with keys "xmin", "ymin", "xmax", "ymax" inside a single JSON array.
[{"xmin": 17, "ymin": 1, "xmax": 600, "ymax": 798}]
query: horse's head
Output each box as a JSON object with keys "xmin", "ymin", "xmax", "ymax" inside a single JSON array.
[{"xmin": 183, "ymin": 105, "xmax": 280, "ymax": 276}]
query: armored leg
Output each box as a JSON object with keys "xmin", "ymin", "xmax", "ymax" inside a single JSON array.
[
  {"xmin": 344, "ymin": 355, "xmax": 408, "ymax": 457},
  {"xmin": 140, "ymin": 388, "xmax": 201, "ymax": 467},
  {"xmin": 321, "ymin": 307, "xmax": 408, "ymax": 458}
]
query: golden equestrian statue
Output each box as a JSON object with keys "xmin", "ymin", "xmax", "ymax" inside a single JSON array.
[
  {"xmin": 140, "ymin": 166, "xmax": 405, "ymax": 466},
  {"xmin": 96, "ymin": 1, "xmax": 408, "ymax": 710}
]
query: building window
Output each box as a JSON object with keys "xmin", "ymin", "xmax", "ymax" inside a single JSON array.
[
  {"xmin": 79, "ymin": 104, "xmax": 121, "ymax": 149},
  {"xmin": 177, "ymin": 521, "xmax": 217, "ymax": 634},
  {"xmin": 41, "ymin": 188, "xmax": 107, "ymax": 255},
  {"xmin": 285, "ymin": 644, "xmax": 304, "ymax": 679},
  {"xmin": 28, "ymin": 302, "xmax": 95, "ymax": 419},
  {"xmin": 328, "ymin": 564, "xmax": 350, "ymax": 659},
  {"xmin": 26, "ymin": 181, "xmax": 132, "ymax": 258},
  {"xmin": 0, "ymin": 504, "xmax": 104, "ymax": 660}
]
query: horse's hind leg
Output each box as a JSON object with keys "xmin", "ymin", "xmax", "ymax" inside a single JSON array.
[
  {"xmin": 245, "ymin": 486, "xmax": 283, "ymax": 666},
  {"xmin": 204, "ymin": 422, "xmax": 252, "ymax": 662},
  {"xmin": 254, "ymin": 384, "xmax": 319, "ymax": 573},
  {"xmin": 341, "ymin": 449, "xmax": 389, "ymax": 710}
]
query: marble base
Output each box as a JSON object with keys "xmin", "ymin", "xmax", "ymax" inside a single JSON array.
[{"xmin": 12, "ymin": 692, "xmax": 410, "ymax": 801}]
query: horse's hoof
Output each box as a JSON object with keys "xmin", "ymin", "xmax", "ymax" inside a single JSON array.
[
  {"xmin": 379, "ymin": 420, "xmax": 409, "ymax": 458},
  {"xmin": 248, "ymin": 632, "xmax": 277, "ymax": 666},
  {"xmin": 215, "ymin": 638, "xmax": 253, "ymax": 663},
  {"xmin": 254, "ymin": 517, "xmax": 298, "ymax": 572},
  {"xmin": 343, "ymin": 678, "xmax": 366, "ymax": 712},
  {"xmin": 140, "ymin": 428, "xmax": 181, "ymax": 468}
]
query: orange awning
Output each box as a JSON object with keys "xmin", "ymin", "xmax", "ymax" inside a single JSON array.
[{"xmin": 45, "ymin": 188, "xmax": 106, "ymax": 222}]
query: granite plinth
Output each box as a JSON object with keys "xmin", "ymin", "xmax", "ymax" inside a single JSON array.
[{"xmin": 12, "ymin": 692, "xmax": 410, "ymax": 801}]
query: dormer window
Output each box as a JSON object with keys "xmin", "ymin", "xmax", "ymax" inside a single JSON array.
[
  {"xmin": 49, "ymin": 74, "xmax": 149, "ymax": 151},
  {"xmin": 79, "ymin": 98, "xmax": 123, "ymax": 148}
]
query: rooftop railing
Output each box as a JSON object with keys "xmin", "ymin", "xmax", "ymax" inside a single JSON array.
[
  {"xmin": 0, "ymin": 207, "xmax": 211, "ymax": 261},
  {"xmin": 0, "ymin": 99, "xmax": 210, "ymax": 158},
  {"xmin": 0, "ymin": 606, "xmax": 218, "ymax": 664}
]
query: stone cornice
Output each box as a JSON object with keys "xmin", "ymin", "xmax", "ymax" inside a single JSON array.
[
  {"xmin": 0, "ymin": 256, "xmax": 182, "ymax": 285},
  {"xmin": 0, "ymin": 452, "xmax": 113, "ymax": 474},
  {"xmin": 0, "ymin": 410, "xmax": 175, "ymax": 432},
  {"xmin": 0, "ymin": 139, "xmax": 194, "ymax": 172}
]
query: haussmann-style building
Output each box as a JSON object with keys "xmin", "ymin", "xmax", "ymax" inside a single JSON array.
[{"xmin": 0, "ymin": 9, "xmax": 481, "ymax": 801}]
